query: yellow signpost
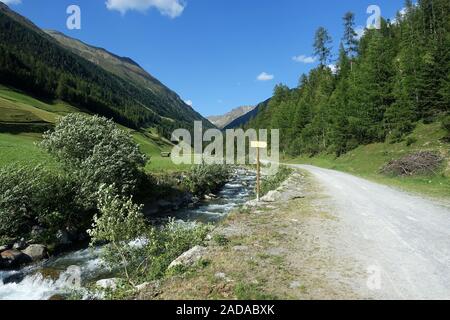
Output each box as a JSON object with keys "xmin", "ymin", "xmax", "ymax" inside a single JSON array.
[{"xmin": 251, "ymin": 141, "xmax": 267, "ymax": 201}]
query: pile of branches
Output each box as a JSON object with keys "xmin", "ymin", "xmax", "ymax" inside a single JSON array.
[{"xmin": 380, "ymin": 151, "xmax": 443, "ymax": 176}]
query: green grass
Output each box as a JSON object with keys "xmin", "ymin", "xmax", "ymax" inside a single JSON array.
[
  {"xmin": 287, "ymin": 121, "xmax": 450, "ymax": 199},
  {"xmin": 0, "ymin": 85, "xmax": 189, "ymax": 173},
  {"xmin": 132, "ymin": 131, "xmax": 191, "ymax": 172},
  {"xmin": 233, "ymin": 282, "xmax": 278, "ymax": 300},
  {"xmin": 0, "ymin": 133, "xmax": 56, "ymax": 168},
  {"xmin": 0, "ymin": 85, "xmax": 78, "ymax": 123},
  {"xmin": 0, "ymin": 131, "xmax": 187, "ymax": 173},
  {"xmin": 260, "ymin": 166, "xmax": 293, "ymax": 196}
]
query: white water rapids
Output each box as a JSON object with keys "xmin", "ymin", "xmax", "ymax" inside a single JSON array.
[{"xmin": 0, "ymin": 169, "xmax": 256, "ymax": 300}]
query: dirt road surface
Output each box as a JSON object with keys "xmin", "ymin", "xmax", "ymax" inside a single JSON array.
[{"xmin": 292, "ymin": 164, "xmax": 450, "ymax": 300}]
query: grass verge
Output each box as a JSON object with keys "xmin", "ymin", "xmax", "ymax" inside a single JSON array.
[{"xmin": 286, "ymin": 121, "xmax": 450, "ymax": 199}]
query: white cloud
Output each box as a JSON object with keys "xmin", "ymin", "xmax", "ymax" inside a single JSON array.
[
  {"xmin": 257, "ymin": 72, "xmax": 274, "ymax": 81},
  {"xmin": 184, "ymin": 99, "xmax": 193, "ymax": 106},
  {"xmin": 292, "ymin": 55, "xmax": 316, "ymax": 64},
  {"xmin": 0, "ymin": 0, "xmax": 22, "ymax": 5},
  {"xmin": 105, "ymin": 0, "xmax": 185, "ymax": 18},
  {"xmin": 355, "ymin": 26, "xmax": 366, "ymax": 40}
]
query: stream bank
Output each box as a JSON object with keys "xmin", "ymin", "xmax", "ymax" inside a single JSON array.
[
  {"xmin": 0, "ymin": 168, "xmax": 256, "ymax": 300},
  {"xmin": 139, "ymin": 170, "xmax": 362, "ymax": 300}
]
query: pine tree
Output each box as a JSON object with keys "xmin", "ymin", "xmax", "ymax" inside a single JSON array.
[
  {"xmin": 342, "ymin": 12, "xmax": 358, "ymax": 58},
  {"xmin": 313, "ymin": 27, "xmax": 333, "ymax": 68}
]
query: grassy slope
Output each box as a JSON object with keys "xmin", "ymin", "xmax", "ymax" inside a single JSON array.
[
  {"xmin": 0, "ymin": 132, "xmax": 56, "ymax": 167},
  {"xmin": 0, "ymin": 86, "xmax": 187, "ymax": 172},
  {"xmin": 286, "ymin": 121, "xmax": 450, "ymax": 199}
]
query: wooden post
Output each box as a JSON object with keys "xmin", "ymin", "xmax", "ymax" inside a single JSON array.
[
  {"xmin": 256, "ymin": 146, "xmax": 260, "ymax": 201},
  {"xmin": 251, "ymin": 140, "xmax": 267, "ymax": 202}
]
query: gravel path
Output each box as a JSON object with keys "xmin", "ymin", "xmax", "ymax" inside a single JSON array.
[{"xmin": 292, "ymin": 164, "xmax": 450, "ymax": 300}]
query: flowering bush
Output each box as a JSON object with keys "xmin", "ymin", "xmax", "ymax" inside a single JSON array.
[
  {"xmin": 40, "ymin": 114, "xmax": 147, "ymax": 205},
  {"xmin": 89, "ymin": 185, "xmax": 210, "ymax": 287}
]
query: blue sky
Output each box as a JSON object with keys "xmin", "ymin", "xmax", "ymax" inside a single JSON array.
[{"xmin": 2, "ymin": 0, "xmax": 406, "ymax": 117}]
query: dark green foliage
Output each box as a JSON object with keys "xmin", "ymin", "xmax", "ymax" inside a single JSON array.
[
  {"xmin": 406, "ymin": 136, "xmax": 418, "ymax": 146},
  {"xmin": 212, "ymin": 234, "xmax": 230, "ymax": 246},
  {"xmin": 313, "ymin": 27, "xmax": 333, "ymax": 67},
  {"xmin": 0, "ymin": 114, "xmax": 149, "ymax": 244},
  {"xmin": 40, "ymin": 114, "xmax": 147, "ymax": 206},
  {"xmin": 0, "ymin": 165, "xmax": 87, "ymax": 243},
  {"xmin": 182, "ymin": 164, "xmax": 231, "ymax": 197},
  {"xmin": 342, "ymin": 12, "xmax": 358, "ymax": 58},
  {"xmin": 260, "ymin": 166, "xmax": 293, "ymax": 196},
  {"xmin": 246, "ymin": 3, "xmax": 450, "ymax": 157},
  {"xmin": 443, "ymin": 115, "xmax": 450, "ymax": 138}
]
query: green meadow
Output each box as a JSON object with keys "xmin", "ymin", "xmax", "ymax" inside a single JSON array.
[{"xmin": 0, "ymin": 86, "xmax": 187, "ymax": 172}]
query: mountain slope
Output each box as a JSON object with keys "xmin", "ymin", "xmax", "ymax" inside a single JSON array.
[
  {"xmin": 0, "ymin": 3, "xmax": 209, "ymax": 133},
  {"xmin": 223, "ymin": 99, "xmax": 270, "ymax": 129},
  {"xmin": 46, "ymin": 30, "xmax": 203, "ymax": 125},
  {"xmin": 207, "ymin": 106, "xmax": 255, "ymax": 129}
]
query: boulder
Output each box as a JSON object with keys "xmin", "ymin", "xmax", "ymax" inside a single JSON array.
[
  {"xmin": 3, "ymin": 272, "xmax": 25, "ymax": 284},
  {"xmin": 215, "ymin": 272, "xmax": 232, "ymax": 282},
  {"xmin": 22, "ymin": 244, "xmax": 47, "ymax": 262},
  {"xmin": 12, "ymin": 238, "xmax": 27, "ymax": 250},
  {"xmin": 40, "ymin": 268, "xmax": 61, "ymax": 280},
  {"xmin": 244, "ymin": 199, "xmax": 260, "ymax": 208},
  {"xmin": 261, "ymin": 190, "xmax": 281, "ymax": 202},
  {"xmin": 135, "ymin": 281, "xmax": 161, "ymax": 299},
  {"xmin": 135, "ymin": 280, "xmax": 160, "ymax": 292},
  {"xmin": 168, "ymin": 246, "xmax": 207, "ymax": 270},
  {"xmin": 96, "ymin": 278, "xmax": 121, "ymax": 290},
  {"xmin": 0, "ymin": 249, "xmax": 31, "ymax": 268}
]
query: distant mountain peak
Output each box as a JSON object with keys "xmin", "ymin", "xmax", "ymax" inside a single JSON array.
[{"xmin": 207, "ymin": 105, "xmax": 255, "ymax": 129}]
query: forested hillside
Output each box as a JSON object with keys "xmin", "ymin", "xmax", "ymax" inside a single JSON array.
[
  {"xmin": 0, "ymin": 3, "xmax": 209, "ymax": 136},
  {"xmin": 245, "ymin": 0, "xmax": 449, "ymax": 156}
]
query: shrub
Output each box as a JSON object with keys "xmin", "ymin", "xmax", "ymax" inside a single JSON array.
[
  {"xmin": 88, "ymin": 186, "xmax": 210, "ymax": 287},
  {"xmin": 442, "ymin": 115, "xmax": 450, "ymax": 138},
  {"xmin": 260, "ymin": 166, "xmax": 293, "ymax": 196},
  {"xmin": 40, "ymin": 114, "xmax": 147, "ymax": 205},
  {"xmin": 212, "ymin": 234, "xmax": 229, "ymax": 246},
  {"xmin": 182, "ymin": 164, "xmax": 230, "ymax": 197},
  {"xmin": 405, "ymin": 136, "xmax": 417, "ymax": 146},
  {"xmin": 88, "ymin": 185, "xmax": 146, "ymax": 285},
  {"xmin": 0, "ymin": 165, "xmax": 85, "ymax": 243}
]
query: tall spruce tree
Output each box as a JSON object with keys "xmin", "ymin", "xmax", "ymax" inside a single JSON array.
[
  {"xmin": 342, "ymin": 12, "xmax": 359, "ymax": 58},
  {"xmin": 313, "ymin": 27, "xmax": 333, "ymax": 68}
]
